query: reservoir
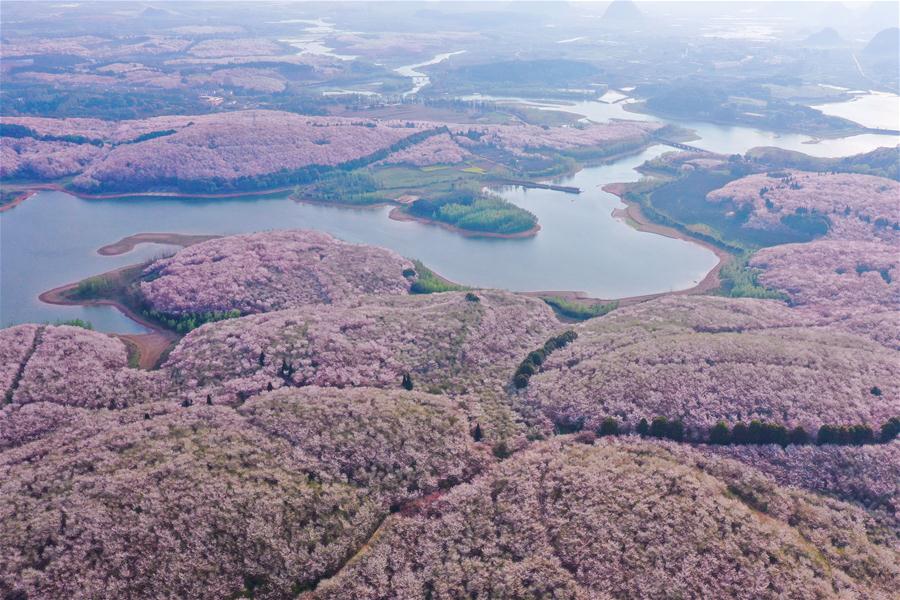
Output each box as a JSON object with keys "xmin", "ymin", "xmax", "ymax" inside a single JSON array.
[
  {"xmin": 2, "ymin": 95, "xmax": 897, "ymax": 333},
  {"xmin": 1, "ymin": 145, "xmax": 715, "ymax": 332}
]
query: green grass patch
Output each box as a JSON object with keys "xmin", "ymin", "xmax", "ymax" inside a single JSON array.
[
  {"xmin": 47, "ymin": 318, "xmax": 94, "ymax": 330},
  {"xmin": 72, "ymin": 275, "xmax": 116, "ymax": 300},
  {"xmin": 299, "ymin": 170, "xmax": 391, "ymax": 205},
  {"xmin": 642, "ymin": 169, "xmax": 830, "ymax": 250},
  {"xmin": 542, "ymin": 296, "xmax": 619, "ymax": 321},
  {"xmin": 717, "ymin": 253, "xmax": 790, "ymax": 300},
  {"xmin": 408, "ymin": 260, "xmax": 468, "ymax": 294},
  {"xmin": 140, "ymin": 308, "xmax": 242, "ymax": 334},
  {"xmin": 373, "ymin": 164, "xmax": 499, "ymax": 193}
]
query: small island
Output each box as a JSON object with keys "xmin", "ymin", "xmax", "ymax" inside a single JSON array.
[{"xmin": 390, "ymin": 188, "xmax": 539, "ymax": 237}]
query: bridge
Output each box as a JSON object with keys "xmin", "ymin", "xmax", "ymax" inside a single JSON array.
[{"xmin": 650, "ymin": 135, "xmax": 713, "ymax": 154}]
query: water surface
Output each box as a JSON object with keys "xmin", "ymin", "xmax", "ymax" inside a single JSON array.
[
  {"xmin": 395, "ymin": 51, "xmax": 466, "ymax": 96},
  {"xmin": 460, "ymin": 94, "xmax": 898, "ymax": 156},
  {"xmin": 3, "ymin": 93, "xmax": 896, "ymax": 334},
  {"xmin": 1, "ymin": 147, "xmax": 717, "ymax": 332},
  {"xmin": 811, "ymin": 91, "xmax": 900, "ymax": 131}
]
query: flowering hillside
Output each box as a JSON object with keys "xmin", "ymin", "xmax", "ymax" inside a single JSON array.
[
  {"xmin": 521, "ymin": 296, "xmax": 899, "ymax": 432},
  {"xmin": 1, "ymin": 111, "xmax": 663, "ymax": 192},
  {"xmin": 312, "ymin": 438, "xmax": 898, "ymax": 599},
  {"xmin": 377, "ymin": 132, "xmax": 473, "ymax": 166},
  {"xmin": 0, "ymin": 324, "xmax": 39, "ymax": 398},
  {"xmin": 201, "ymin": 67, "xmax": 287, "ymax": 92},
  {"xmin": 750, "ymin": 240, "xmax": 899, "ymax": 347},
  {"xmin": 0, "ymin": 137, "xmax": 105, "ymax": 179},
  {"xmin": 238, "ymin": 387, "xmax": 487, "ymax": 505},
  {"xmin": 141, "ymin": 230, "xmax": 414, "ymax": 315},
  {"xmin": 707, "ymin": 171, "xmax": 900, "ymax": 242},
  {"xmin": 162, "ymin": 290, "xmax": 560, "ymax": 403},
  {"xmin": 702, "ymin": 441, "xmax": 900, "ymax": 521},
  {"xmin": 0, "ymin": 401, "xmax": 119, "ymax": 452},
  {"xmin": 71, "ymin": 112, "xmax": 425, "ymax": 191},
  {"xmin": 752, "ymin": 240, "xmax": 897, "ymax": 310},
  {"xmin": 457, "ymin": 119, "xmax": 662, "ymax": 156},
  {"xmin": 0, "ymin": 385, "xmax": 483, "ymax": 599},
  {"xmin": 2, "ymin": 230, "xmax": 898, "ymax": 598},
  {"xmin": 4, "ymin": 325, "xmax": 165, "ymax": 409}
]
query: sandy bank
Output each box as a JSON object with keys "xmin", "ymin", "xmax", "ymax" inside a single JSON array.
[
  {"xmin": 98, "ymin": 232, "xmax": 221, "ymax": 256},
  {"xmin": 0, "ymin": 190, "xmax": 37, "ymax": 213},
  {"xmin": 602, "ymin": 182, "xmax": 730, "ymax": 300}
]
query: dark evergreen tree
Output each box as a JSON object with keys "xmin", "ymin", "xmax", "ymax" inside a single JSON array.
[
  {"xmin": 598, "ymin": 417, "xmax": 619, "ymax": 437},
  {"xmin": 492, "ymin": 441, "xmax": 511, "ymax": 459},
  {"xmin": 650, "ymin": 417, "xmax": 669, "ymax": 439},
  {"xmin": 748, "ymin": 420, "xmax": 765, "ymax": 444},
  {"xmin": 789, "ymin": 426, "xmax": 810, "ymax": 445},
  {"xmin": 554, "ymin": 416, "xmax": 585, "ymax": 435},
  {"xmin": 636, "ymin": 418, "xmax": 650, "ymax": 437},
  {"xmin": 880, "ymin": 417, "xmax": 900, "ymax": 442},
  {"xmin": 732, "ymin": 422, "xmax": 750, "ymax": 444},
  {"xmin": 709, "ymin": 421, "xmax": 731, "ymax": 445},
  {"xmin": 850, "ymin": 424, "xmax": 874, "ymax": 445},
  {"xmin": 667, "ymin": 419, "xmax": 685, "ymax": 442}
]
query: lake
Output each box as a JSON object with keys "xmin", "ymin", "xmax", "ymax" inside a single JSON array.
[
  {"xmin": 2, "ymin": 95, "xmax": 897, "ymax": 333},
  {"xmin": 811, "ymin": 91, "xmax": 900, "ymax": 132},
  {"xmin": 1, "ymin": 145, "xmax": 717, "ymax": 333}
]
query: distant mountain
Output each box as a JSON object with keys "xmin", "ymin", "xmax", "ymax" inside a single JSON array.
[
  {"xmin": 140, "ymin": 6, "xmax": 172, "ymax": 18},
  {"xmin": 863, "ymin": 27, "xmax": 900, "ymax": 55},
  {"xmin": 601, "ymin": 0, "xmax": 645, "ymax": 22},
  {"xmin": 802, "ymin": 27, "xmax": 845, "ymax": 47}
]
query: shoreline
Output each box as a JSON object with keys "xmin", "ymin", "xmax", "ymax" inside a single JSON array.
[
  {"xmin": 37, "ymin": 207, "xmax": 725, "ymax": 355},
  {"xmin": 24, "ymin": 142, "xmax": 725, "ymax": 339},
  {"xmin": 601, "ymin": 182, "xmax": 730, "ymax": 299},
  {"xmin": 98, "ymin": 232, "xmax": 222, "ymax": 256},
  {"xmin": 0, "ymin": 190, "xmax": 37, "ymax": 213},
  {"xmin": 622, "ymin": 102, "xmax": 877, "ymax": 140},
  {"xmin": 38, "ymin": 266, "xmax": 180, "ymax": 370},
  {"xmin": 388, "ymin": 206, "xmax": 541, "ymax": 239},
  {"xmin": 2, "ymin": 183, "xmax": 297, "ymax": 205},
  {"xmin": 35, "ymin": 230, "xmax": 222, "ymax": 368}
]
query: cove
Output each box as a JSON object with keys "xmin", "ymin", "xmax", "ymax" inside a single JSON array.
[{"xmin": 1, "ymin": 146, "xmax": 717, "ymax": 333}]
